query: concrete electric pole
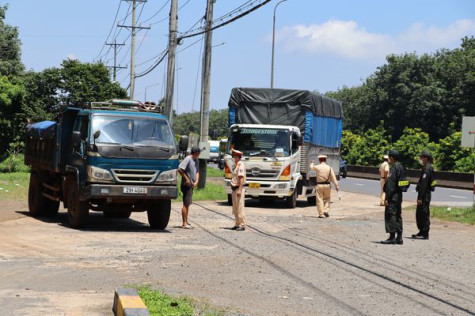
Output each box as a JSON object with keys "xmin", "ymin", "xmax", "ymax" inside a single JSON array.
[
  {"xmin": 164, "ymin": 0, "xmax": 178, "ymax": 126},
  {"xmin": 106, "ymin": 40, "xmax": 126, "ymax": 81},
  {"xmin": 198, "ymin": 0, "xmax": 215, "ymax": 189},
  {"xmin": 118, "ymin": 0, "xmax": 150, "ymax": 99}
]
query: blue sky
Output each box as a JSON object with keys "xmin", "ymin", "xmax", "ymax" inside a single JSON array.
[{"xmin": 5, "ymin": 0, "xmax": 475, "ymax": 114}]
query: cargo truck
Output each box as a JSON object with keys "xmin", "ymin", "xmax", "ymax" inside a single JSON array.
[
  {"xmin": 24, "ymin": 99, "xmax": 187, "ymax": 229},
  {"xmin": 223, "ymin": 88, "xmax": 343, "ymax": 208}
]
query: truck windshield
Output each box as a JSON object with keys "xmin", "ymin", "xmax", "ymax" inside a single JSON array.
[
  {"xmin": 228, "ymin": 128, "xmax": 290, "ymax": 157},
  {"xmin": 91, "ymin": 115, "xmax": 175, "ymax": 148}
]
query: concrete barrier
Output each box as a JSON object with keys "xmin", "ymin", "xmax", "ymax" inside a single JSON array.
[
  {"xmin": 113, "ymin": 288, "xmax": 149, "ymax": 316},
  {"xmin": 347, "ymin": 165, "xmax": 473, "ymax": 190}
]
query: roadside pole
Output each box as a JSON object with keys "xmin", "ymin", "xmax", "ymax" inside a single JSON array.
[
  {"xmin": 165, "ymin": 0, "xmax": 178, "ymax": 126},
  {"xmin": 460, "ymin": 116, "xmax": 475, "ymax": 204},
  {"xmin": 198, "ymin": 0, "xmax": 214, "ymax": 189}
]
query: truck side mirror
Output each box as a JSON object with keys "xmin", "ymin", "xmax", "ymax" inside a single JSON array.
[
  {"xmin": 179, "ymin": 135, "xmax": 189, "ymax": 151},
  {"xmin": 71, "ymin": 131, "xmax": 82, "ymax": 148}
]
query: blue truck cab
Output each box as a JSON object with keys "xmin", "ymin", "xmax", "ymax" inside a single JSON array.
[{"xmin": 24, "ymin": 100, "xmax": 187, "ymax": 229}]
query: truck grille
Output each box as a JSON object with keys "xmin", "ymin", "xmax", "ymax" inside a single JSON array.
[
  {"xmin": 111, "ymin": 169, "xmax": 158, "ymax": 183},
  {"xmin": 246, "ymin": 168, "xmax": 278, "ymax": 179}
]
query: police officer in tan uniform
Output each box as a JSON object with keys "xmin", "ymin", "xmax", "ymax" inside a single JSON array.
[
  {"xmin": 230, "ymin": 149, "xmax": 246, "ymax": 231},
  {"xmin": 379, "ymin": 155, "xmax": 390, "ymax": 206},
  {"xmin": 310, "ymin": 154, "xmax": 339, "ymax": 218}
]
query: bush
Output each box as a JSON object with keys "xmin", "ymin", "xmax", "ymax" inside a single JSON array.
[{"xmin": 0, "ymin": 153, "xmax": 29, "ymax": 173}]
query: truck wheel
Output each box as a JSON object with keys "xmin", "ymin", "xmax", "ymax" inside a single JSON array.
[
  {"xmin": 67, "ymin": 183, "xmax": 89, "ymax": 228},
  {"xmin": 147, "ymin": 200, "xmax": 171, "ymax": 229},
  {"xmin": 307, "ymin": 196, "xmax": 316, "ymax": 206},
  {"xmin": 286, "ymin": 190, "xmax": 297, "ymax": 209},
  {"xmin": 227, "ymin": 194, "xmax": 232, "ymax": 206},
  {"xmin": 43, "ymin": 199, "xmax": 60, "ymax": 217},
  {"xmin": 28, "ymin": 172, "xmax": 47, "ymax": 216}
]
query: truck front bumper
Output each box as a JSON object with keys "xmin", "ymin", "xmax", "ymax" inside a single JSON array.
[
  {"xmin": 224, "ymin": 179, "xmax": 293, "ymax": 197},
  {"xmin": 83, "ymin": 184, "xmax": 178, "ymax": 200}
]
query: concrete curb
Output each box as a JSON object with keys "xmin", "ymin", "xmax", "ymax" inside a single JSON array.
[{"xmin": 113, "ymin": 288, "xmax": 149, "ymax": 316}]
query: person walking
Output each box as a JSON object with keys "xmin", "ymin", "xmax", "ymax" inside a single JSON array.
[
  {"xmin": 412, "ymin": 150, "xmax": 435, "ymax": 240},
  {"xmin": 379, "ymin": 155, "xmax": 390, "ymax": 206},
  {"xmin": 177, "ymin": 146, "xmax": 200, "ymax": 229},
  {"xmin": 381, "ymin": 149, "xmax": 405, "ymax": 245},
  {"xmin": 230, "ymin": 149, "xmax": 246, "ymax": 231},
  {"xmin": 309, "ymin": 154, "xmax": 339, "ymax": 218}
]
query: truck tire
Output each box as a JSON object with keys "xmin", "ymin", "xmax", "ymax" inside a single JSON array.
[
  {"xmin": 28, "ymin": 172, "xmax": 47, "ymax": 216},
  {"xmin": 147, "ymin": 200, "xmax": 171, "ymax": 229},
  {"xmin": 67, "ymin": 182, "xmax": 89, "ymax": 228},
  {"xmin": 104, "ymin": 210, "xmax": 132, "ymax": 219},
  {"xmin": 43, "ymin": 199, "xmax": 60, "ymax": 217},
  {"xmin": 307, "ymin": 196, "xmax": 316, "ymax": 206},
  {"xmin": 286, "ymin": 190, "xmax": 297, "ymax": 209},
  {"xmin": 227, "ymin": 194, "xmax": 232, "ymax": 206}
]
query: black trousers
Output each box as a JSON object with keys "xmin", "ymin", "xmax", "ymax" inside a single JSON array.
[
  {"xmin": 416, "ymin": 200, "xmax": 431, "ymax": 234},
  {"xmin": 385, "ymin": 201, "xmax": 403, "ymax": 234}
]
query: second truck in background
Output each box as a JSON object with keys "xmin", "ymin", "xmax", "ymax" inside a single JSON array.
[{"xmin": 223, "ymin": 88, "xmax": 343, "ymax": 208}]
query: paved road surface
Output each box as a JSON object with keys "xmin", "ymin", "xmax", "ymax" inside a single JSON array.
[{"xmin": 340, "ymin": 177, "xmax": 473, "ymax": 207}]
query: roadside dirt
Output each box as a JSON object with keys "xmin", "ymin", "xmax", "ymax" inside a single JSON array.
[{"xmin": 0, "ymin": 191, "xmax": 474, "ymax": 315}]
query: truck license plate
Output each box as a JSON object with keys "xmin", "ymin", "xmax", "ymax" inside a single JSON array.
[
  {"xmin": 248, "ymin": 183, "xmax": 260, "ymax": 189},
  {"xmin": 123, "ymin": 187, "xmax": 147, "ymax": 194}
]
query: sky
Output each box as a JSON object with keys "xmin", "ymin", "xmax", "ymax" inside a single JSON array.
[{"xmin": 5, "ymin": 0, "xmax": 475, "ymax": 114}]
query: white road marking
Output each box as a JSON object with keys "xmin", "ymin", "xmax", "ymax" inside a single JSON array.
[{"xmin": 449, "ymin": 195, "xmax": 467, "ymax": 199}]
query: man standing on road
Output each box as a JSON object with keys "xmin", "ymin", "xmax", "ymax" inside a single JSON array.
[
  {"xmin": 412, "ymin": 150, "xmax": 435, "ymax": 240},
  {"xmin": 381, "ymin": 149, "xmax": 405, "ymax": 245},
  {"xmin": 379, "ymin": 155, "xmax": 390, "ymax": 206},
  {"xmin": 310, "ymin": 155, "xmax": 339, "ymax": 218},
  {"xmin": 178, "ymin": 146, "xmax": 200, "ymax": 229},
  {"xmin": 230, "ymin": 149, "xmax": 246, "ymax": 231}
]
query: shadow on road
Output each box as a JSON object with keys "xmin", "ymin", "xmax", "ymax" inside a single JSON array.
[{"xmin": 15, "ymin": 210, "xmax": 171, "ymax": 233}]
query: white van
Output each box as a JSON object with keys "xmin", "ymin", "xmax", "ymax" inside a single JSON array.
[{"xmin": 208, "ymin": 140, "xmax": 220, "ymax": 162}]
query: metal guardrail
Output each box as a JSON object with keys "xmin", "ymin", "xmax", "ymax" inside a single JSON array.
[{"xmin": 347, "ymin": 165, "xmax": 474, "ymax": 190}]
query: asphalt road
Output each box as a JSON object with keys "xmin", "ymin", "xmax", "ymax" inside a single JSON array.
[{"xmin": 340, "ymin": 177, "xmax": 473, "ymax": 207}]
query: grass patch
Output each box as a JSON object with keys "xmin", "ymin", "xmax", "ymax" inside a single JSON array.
[
  {"xmin": 430, "ymin": 205, "xmax": 475, "ymax": 225},
  {"xmin": 134, "ymin": 285, "xmax": 225, "ymax": 316},
  {"xmin": 206, "ymin": 166, "xmax": 224, "ymax": 178},
  {"xmin": 174, "ymin": 175, "xmax": 227, "ymax": 202},
  {"xmin": 0, "ymin": 172, "xmax": 30, "ymax": 201}
]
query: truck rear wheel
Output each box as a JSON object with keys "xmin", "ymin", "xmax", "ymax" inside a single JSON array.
[
  {"xmin": 147, "ymin": 200, "xmax": 171, "ymax": 229},
  {"xmin": 67, "ymin": 182, "xmax": 89, "ymax": 228},
  {"xmin": 28, "ymin": 172, "xmax": 47, "ymax": 216},
  {"xmin": 286, "ymin": 190, "xmax": 297, "ymax": 209},
  {"xmin": 307, "ymin": 196, "xmax": 316, "ymax": 206},
  {"xmin": 44, "ymin": 199, "xmax": 60, "ymax": 217}
]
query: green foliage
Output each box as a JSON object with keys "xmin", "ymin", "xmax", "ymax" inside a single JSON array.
[
  {"xmin": 393, "ymin": 127, "xmax": 432, "ymax": 169},
  {"xmin": 0, "ymin": 76, "xmax": 26, "ymax": 154},
  {"xmin": 342, "ymin": 123, "xmax": 389, "ymax": 166},
  {"xmin": 0, "ymin": 151, "xmax": 29, "ymax": 173},
  {"xmin": 454, "ymin": 153, "xmax": 475, "ymax": 173},
  {"xmin": 0, "ymin": 5, "xmax": 24, "ymax": 78},
  {"xmin": 437, "ymin": 130, "xmax": 474, "ymax": 171},
  {"xmin": 173, "ymin": 109, "xmax": 228, "ymax": 139},
  {"xmin": 430, "ymin": 205, "xmax": 475, "ymax": 225}
]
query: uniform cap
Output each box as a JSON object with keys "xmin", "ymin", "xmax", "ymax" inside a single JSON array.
[
  {"xmin": 232, "ymin": 149, "xmax": 243, "ymax": 157},
  {"xmin": 317, "ymin": 154, "xmax": 327, "ymax": 159},
  {"xmin": 388, "ymin": 149, "xmax": 399, "ymax": 160},
  {"xmin": 419, "ymin": 150, "xmax": 432, "ymax": 160},
  {"xmin": 383, "ymin": 155, "xmax": 389, "ymax": 159}
]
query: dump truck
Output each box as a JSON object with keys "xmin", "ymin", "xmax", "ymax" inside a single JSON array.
[
  {"xmin": 223, "ymin": 88, "xmax": 343, "ymax": 208},
  {"xmin": 24, "ymin": 99, "xmax": 187, "ymax": 229}
]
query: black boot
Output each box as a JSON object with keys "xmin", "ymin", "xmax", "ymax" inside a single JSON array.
[
  {"xmin": 411, "ymin": 231, "xmax": 422, "ymax": 239},
  {"xmin": 396, "ymin": 232, "xmax": 403, "ymax": 245},
  {"xmin": 421, "ymin": 232, "xmax": 429, "ymax": 240},
  {"xmin": 381, "ymin": 233, "xmax": 396, "ymax": 244}
]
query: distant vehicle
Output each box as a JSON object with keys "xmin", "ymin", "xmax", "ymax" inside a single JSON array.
[
  {"xmin": 217, "ymin": 139, "xmax": 228, "ymax": 170},
  {"xmin": 24, "ymin": 99, "xmax": 188, "ymax": 229},
  {"xmin": 224, "ymin": 88, "xmax": 343, "ymax": 208},
  {"xmin": 339, "ymin": 159, "xmax": 348, "ymax": 179},
  {"xmin": 208, "ymin": 140, "xmax": 220, "ymax": 163}
]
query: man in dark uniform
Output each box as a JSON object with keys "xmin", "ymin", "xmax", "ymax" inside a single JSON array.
[
  {"xmin": 381, "ymin": 149, "xmax": 405, "ymax": 245},
  {"xmin": 412, "ymin": 150, "xmax": 435, "ymax": 240}
]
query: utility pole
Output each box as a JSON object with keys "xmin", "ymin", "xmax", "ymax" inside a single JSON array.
[
  {"xmin": 198, "ymin": 0, "xmax": 214, "ymax": 189},
  {"xmin": 106, "ymin": 40, "xmax": 126, "ymax": 81},
  {"xmin": 164, "ymin": 0, "xmax": 178, "ymax": 126},
  {"xmin": 118, "ymin": 0, "xmax": 150, "ymax": 99}
]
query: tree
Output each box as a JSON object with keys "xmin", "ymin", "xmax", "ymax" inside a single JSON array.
[
  {"xmin": 393, "ymin": 127, "xmax": 433, "ymax": 169},
  {"xmin": 0, "ymin": 76, "xmax": 25, "ymax": 154},
  {"xmin": 436, "ymin": 130, "xmax": 474, "ymax": 171},
  {"xmin": 0, "ymin": 5, "xmax": 24, "ymax": 78}
]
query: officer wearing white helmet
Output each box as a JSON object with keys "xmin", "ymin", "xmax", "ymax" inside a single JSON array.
[{"xmin": 309, "ymin": 154, "xmax": 339, "ymax": 218}]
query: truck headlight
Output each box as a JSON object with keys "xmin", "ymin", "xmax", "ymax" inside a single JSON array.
[
  {"xmin": 156, "ymin": 169, "xmax": 177, "ymax": 184},
  {"xmin": 87, "ymin": 166, "xmax": 114, "ymax": 183}
]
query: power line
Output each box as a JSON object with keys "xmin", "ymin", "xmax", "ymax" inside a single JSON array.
[{"xmin": 94, "ymin": 0, "xmax": 123, "ymax": 61}]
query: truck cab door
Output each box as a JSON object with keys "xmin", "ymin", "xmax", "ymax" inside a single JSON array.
[{"xmin": 71, "ymin": 115, "xmax": 89, "ymax": 184}]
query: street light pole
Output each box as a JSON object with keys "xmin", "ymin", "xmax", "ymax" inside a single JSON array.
[
  {"xmin": 271, "ymin": 0, "xmax": 287, "ymax": 89},
  {"xmin": 144, "ymin": 83, "xmax": 160, "ymax": 101}
]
